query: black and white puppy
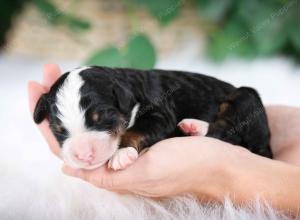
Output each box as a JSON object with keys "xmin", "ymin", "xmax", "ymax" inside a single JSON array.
[{"xmin": 34, "ymin": 66, "xmax": 272, "ymax": 170}]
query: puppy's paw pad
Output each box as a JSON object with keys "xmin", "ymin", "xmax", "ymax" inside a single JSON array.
[
  {"xmin": 108, "ymin": 147, "xmax": 138, "ymax": 171},
  {"xmin": 178, "ymin": 119, "xmax": 209, "ymax": 136}
]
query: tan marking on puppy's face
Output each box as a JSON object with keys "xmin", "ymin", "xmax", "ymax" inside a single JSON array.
[{"xmin": 219, "ymin": 102, "xmax": 230, "ymax": 116}]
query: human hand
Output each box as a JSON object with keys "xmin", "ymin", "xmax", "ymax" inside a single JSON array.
[
  {"xmin": 63, "ymin": 136, "xmax": 241, "ymax": 199},
  {"xmin": 62, "ymin": 137, "xmax": 300, "ymax": 216}
]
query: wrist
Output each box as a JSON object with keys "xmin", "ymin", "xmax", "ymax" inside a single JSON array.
[
  {"xmin": 216, "ymin": 149, "xmax": 300, "ymax": 215},
  {"xmin": 189, "ymin": 139, "xmax": 300, "ymax": 216},
  {"xmin": 192, "ymin": 145, "xmax": 251, "ymax": 202}
]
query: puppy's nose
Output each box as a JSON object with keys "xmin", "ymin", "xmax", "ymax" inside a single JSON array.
[{"xmin": 74, "ymin": 148, "xmax": 95, "ymax": 163}]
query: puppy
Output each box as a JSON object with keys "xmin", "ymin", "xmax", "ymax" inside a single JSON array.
[{"xmin": 34, "ymin": 66, "xmax": 272, "ymax": 170}]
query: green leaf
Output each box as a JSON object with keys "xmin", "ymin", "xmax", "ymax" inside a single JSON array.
[
  {"xmin": 126, "ymin": 34, "xmax": 156, "ymax": 69},
  {"xmin": 252, "ymin": 17, "xmax": 287, "ymax": 55},
  {"xmin": 64, "ymin": 15, "xmax": 91, "ymax": 31},
  {"xmin": 34, "ymin": 0, "xmax": 91, "ymax": 31},
  {"xmin": 237, "ymin": 0, "xmax": 287, "ymax": 55},
  {"xmin": 236, "ymin": 0, "xmax": 279, "ymax": 27},
  {"xmin": 34, "ymin": 0, "xmax": 61, "ymax": 24},
  {"xmin": 286, "ymin": 3, "xmax": 300, "ymax": 52},
  {"xmin": 85, "ymin": 34, "xmax": 156, "ymax": 69},
  {"xmin": 197, "ymin": 0, "xmax": 233, "ymax": 23},
  {"xmin": 207, "ymin": 17, "xmax": 256, "ymax": 61},
  {"xmin": 130, "ymin": 0, "xmax": 182, "ymax": 24},
  {"xmin": 85, "ymin": 47, "xmax": 127, "ymax": 67},
  {"xmin": 289, "ymin": 28, "xmax": 300, "ymax": 52}
]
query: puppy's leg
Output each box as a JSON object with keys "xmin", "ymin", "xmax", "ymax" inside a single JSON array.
[
  {"xmin": 108, "ymin": 147, "xmax": 138, "ymax": 171},
  {"xmin": 108, "ymin": 131, "xmax": 143, "ymax": 170},
  {"xmin": 178, "ymin": 119, "xmax": 209, "ymax": 136},
  {"xmin": 207, "ymin": 87, "xmax": 272, "ymax": 158},
  {"xmin": 109, "ymin": 110, "xmax": 177, "ymax": 170}
]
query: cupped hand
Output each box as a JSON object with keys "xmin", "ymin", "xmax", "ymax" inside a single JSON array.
[{"xmin": 63, "ymin": 136, "xmax": 239, "ymax": 199}]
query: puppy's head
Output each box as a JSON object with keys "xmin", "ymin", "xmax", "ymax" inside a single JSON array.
[{"xmin": 34, "ymin": 67, "xmax": 138, "ymax": 169}]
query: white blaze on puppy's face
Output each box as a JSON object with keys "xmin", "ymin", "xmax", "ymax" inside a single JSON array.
[{"xmin": 56, "ymin": 67, "xmax": 119, "ymax": 169}]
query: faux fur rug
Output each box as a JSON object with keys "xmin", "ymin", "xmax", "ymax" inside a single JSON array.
[
  {"xmin": 0, "ymin": 172, "xmax": 291, "ymax": 220},
  {"xmin": 1, "ymin": 55, "xmax": 299, "ymax": 220}
]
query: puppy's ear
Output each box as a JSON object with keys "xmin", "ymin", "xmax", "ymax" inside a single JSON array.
[
  {"xmin": 112, "ymin": 81, "xmax": 134, "ymax": 114},
  {"xmin": 33, "ymin": 94, "xmax": 49, "ymax": 124}
]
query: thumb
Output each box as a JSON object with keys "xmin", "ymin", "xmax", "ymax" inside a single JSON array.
[
  {"xmin": 62, "ymin": 164, "xmax": 134, "ymax": 190},
  {"xmin": 62, "ymin": 165, "xmax": 87, "ymax": 179}
]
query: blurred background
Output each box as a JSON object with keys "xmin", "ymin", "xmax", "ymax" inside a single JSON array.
[
  {"xmin": 0, "ymin": 1, "xmax": 300, "ymax": 217},
  {"xmin": 1, "ymin": 0, "xmax": 300, "ymax": 105},
  {"xmin": 2, "ymin": 0, "xmax": 300, "ymax": 63}
]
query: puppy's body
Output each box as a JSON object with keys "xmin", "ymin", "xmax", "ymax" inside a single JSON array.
[{"xmin": 34, "ymin": 66, "xmax": 272, "ymax": 170}]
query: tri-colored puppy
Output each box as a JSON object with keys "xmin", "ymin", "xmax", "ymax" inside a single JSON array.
[{"xmin": 34, "ymin": 66, "xmax": 272, "ymax": 170}]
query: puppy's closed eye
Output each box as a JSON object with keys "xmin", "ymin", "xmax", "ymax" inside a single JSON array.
[{"xmin": 92, "ymin": 112, "xmax": 100, "ymax": 122}]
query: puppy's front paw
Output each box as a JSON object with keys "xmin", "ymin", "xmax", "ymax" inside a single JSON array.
[
  {"xmin": 108, "ymin": 147, "xmax": 138, "ymax": 171},
  {"xmin": 178, "ymin": 119, "xmax": 209, "ymax": 136}
]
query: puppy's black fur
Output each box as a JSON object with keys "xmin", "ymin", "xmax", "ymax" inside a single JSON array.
[{"xmin": 34, "ymin": 66, "xmax": 272, "ymax": 158}]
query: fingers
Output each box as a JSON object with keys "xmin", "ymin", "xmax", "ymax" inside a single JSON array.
[
  {"xmin": 62, "ymin": 165, "xmax": 86, "ymax": 179},
  {"xmin": 43, "ymin": 63, "xmax": 61, "ymax": 89},
  {"xmin": 62, "ymin": 165, "xmax": 116, "ymax": 189},
  {"xmin": 27, "ymin": 67, "xmax": 61, "ymax": 157},
  {"xmin": 28, "ymin": 81, "xmax": 46, "ymax": 114},
  {"xmin": 39, "ymin": 119, "xmax": 61, "ymax": 156},
  {"xmin": 62, "ymin": 163, "xmax": 137, "ymax": 191},
  {"xmin": 28, "ymin": 63, "xmax": 61, "ymax": 114}
]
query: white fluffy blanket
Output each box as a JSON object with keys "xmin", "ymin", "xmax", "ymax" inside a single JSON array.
[{"xmin": 0, "ymin": 55, "xmax": 299, "ymax": 220}]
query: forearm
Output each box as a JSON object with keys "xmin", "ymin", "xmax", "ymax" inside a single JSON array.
[
  {"xmin": 266, "ymin": 105, "xmax": 300, "ymax": 165},
  {"xmin": 194, "ymin": 149, "xmax": 300, "ymax": 216},
  {"xmin": 232, "ymin": 153, "xmax": 300, "ymax": 214}
]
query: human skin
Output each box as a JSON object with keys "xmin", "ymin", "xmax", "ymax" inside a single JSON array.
[{"xmin": 28, "ymin": 64, "xmax": 300, "ymax": 216}]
